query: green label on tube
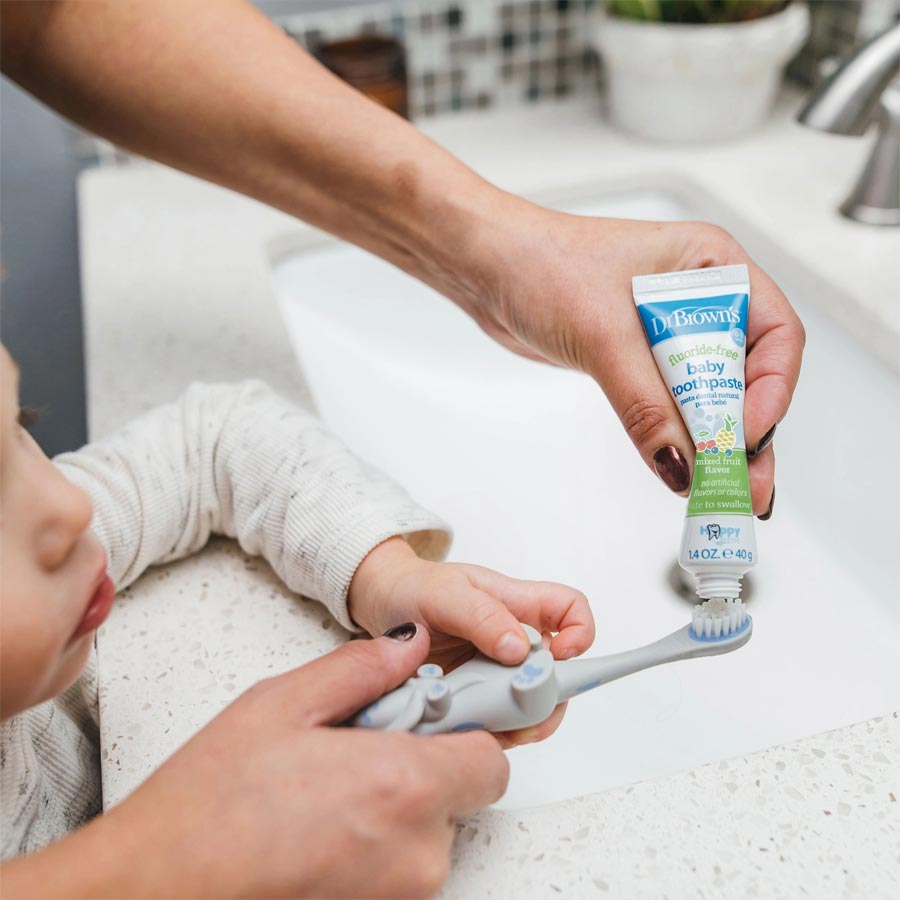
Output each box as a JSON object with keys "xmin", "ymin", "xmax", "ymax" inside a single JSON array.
[{"xmin": 687, "ymin": 449, "xmax": 752, "ymax": 517}]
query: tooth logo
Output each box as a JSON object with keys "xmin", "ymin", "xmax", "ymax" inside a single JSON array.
[{"xmin": 707, "ymin": 523, "xmax": 721, "ymax": 540}]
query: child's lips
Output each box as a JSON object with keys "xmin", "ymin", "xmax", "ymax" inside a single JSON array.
[{"xmin": 72, "ymin": 563, "xmax": 115, "ymax": 641}]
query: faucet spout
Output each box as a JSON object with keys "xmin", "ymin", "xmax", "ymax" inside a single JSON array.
[{"xmin": 798, "ymin": 24, "xmax": 900, "ymax": 135}]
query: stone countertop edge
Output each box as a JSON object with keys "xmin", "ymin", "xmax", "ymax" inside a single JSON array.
[{"xmin": 79, "ymin": 90, "xmax": 899, "ymax": 900}]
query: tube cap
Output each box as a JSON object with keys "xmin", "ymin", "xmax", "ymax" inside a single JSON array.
[{"xmin": 695, "ymin": 571, "xmax": 743, "ymax": 600}]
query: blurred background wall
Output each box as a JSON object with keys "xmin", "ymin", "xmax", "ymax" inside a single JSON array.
[{"xmin": 1, "ymin": 78, "xmax": 87, "ymax": 457}]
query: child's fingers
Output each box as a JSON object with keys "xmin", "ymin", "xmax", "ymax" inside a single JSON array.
[
  {"xmin": 461, "ymin": 566, "xmax": 595, "ymax": 661},
  {"xmin": 493, "ymin": 702, "xmax": 568, "ymax": 750},
  {"xmin": 426, "ymin": 583, "xmax": 532, "ymax": 665}
]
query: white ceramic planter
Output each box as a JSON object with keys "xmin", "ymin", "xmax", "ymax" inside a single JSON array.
[{"xmin": 595, "ymin": 3, "xmax": 810, "ymax": 142}]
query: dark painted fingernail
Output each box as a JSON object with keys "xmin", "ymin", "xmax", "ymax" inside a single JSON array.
[
  {"xmin": 748, "ymin": 423, "xmax": 777, "ymax": 460},
  {"xmin": 758, "ymin": 486, "xmax": 776, "ymax": 521},
  {"xmin": 383, "ymin": 622, "xmax": 417, "ymax": 642},
  {"xmin": 652, "ymin": 445, "xmax": 691, "ymax": 494}
]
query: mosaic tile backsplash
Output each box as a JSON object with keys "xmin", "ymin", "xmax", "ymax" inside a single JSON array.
[{"xmin": 279, "ymin": 1, "xmax": 604, "ymax": 119}]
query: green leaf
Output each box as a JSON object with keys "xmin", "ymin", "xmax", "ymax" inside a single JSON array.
[
  {"xmin": 609, "ymin": 0, "xmax": 663, "ymax": 21},
  {"xmin": 611, "ymin": 0, "xmax": 791, "ymax": 25}
]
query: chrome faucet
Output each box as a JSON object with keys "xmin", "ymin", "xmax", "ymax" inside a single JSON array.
[{"xmin": 798, "ymin": 24, "xmax": 900, "ymax": 226}]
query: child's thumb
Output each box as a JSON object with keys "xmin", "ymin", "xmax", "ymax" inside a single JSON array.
[{"xmin": 273, "ymin": 622, "xmax": 431, "ymax": 727}]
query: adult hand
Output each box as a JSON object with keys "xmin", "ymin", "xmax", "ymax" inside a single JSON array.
[
  {"xmin": 459, "ymin": 202, "xmax": 805, "ymax": 517},
  {"xmin": 5, "ymin": 625, "xmax": 508, "ymax": 899},
  {"xmin": 1, "ymin": 2, "xmax": 801, "ymax": 518}
]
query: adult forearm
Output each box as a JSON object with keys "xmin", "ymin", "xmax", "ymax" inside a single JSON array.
[{"xmin": 0, "ymin": 0, "xmax": 504, "ymax": 308}]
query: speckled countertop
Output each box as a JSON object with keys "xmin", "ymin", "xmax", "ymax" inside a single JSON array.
[{"xmin": 82, "ymin": 92, "xmax": 899, "ymax": 899}]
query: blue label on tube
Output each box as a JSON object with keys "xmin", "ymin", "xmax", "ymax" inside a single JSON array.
[{"xmin": 637, "ymin": 293, "xmax": 749, "ymax": 348}]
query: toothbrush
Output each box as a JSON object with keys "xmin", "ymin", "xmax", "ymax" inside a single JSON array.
[{"xmin": 351, "ymin": 599, "xmax": 751, "ymax": 735}]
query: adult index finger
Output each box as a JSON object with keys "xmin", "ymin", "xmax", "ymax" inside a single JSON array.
[{"xmin": 426, "ymin": 730, "xmax": 511, "ymax": 818}]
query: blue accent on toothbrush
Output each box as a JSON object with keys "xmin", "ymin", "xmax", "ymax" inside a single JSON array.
[
  {"xmin": 689, "ymin": 616, "xmax": 751, "ymax": 643},
  {"xmin": 513, "ymin": 663, "xmax": 546, "ymax": 687},
  {"xmin": 418, "ymin": 664, "xmax": 442, "ymax": 677},
  {"xmin": 451, "ymin": 722, "xmax": 486, "ymax": 733},
  {"xmin": 574, "ymin": 678, "xmax": 604, "ymax": 694}
]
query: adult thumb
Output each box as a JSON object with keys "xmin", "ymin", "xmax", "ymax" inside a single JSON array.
[{"xmin": 270, "ymin": 622, "xmax": 431, "ymax": 727}]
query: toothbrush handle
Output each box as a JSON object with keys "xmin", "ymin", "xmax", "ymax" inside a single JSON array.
[
  {"xmin": 553, "ymin": 626, "xmax": 716, "ymax": 702},
  {"xmin": 554, "ymin": 648, "xmax": 668, "ymax": 702}
]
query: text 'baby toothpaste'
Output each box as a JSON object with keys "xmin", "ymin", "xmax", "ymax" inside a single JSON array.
[{"xmin": 632, "ymin": 264, "xmax": 757, "ymax": 601}]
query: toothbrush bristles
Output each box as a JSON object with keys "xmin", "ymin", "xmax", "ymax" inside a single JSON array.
[{"xmin": 691, "ymin": 598, "xmax": 746, "ymax": 638}]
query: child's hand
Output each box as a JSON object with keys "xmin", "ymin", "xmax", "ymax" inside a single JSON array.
[{"xmin": 348, "ymin": 537, "xmax": 595, "ymax": 747}]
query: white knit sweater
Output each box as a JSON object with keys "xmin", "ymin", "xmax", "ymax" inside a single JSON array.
[{"xmin": 0, "ymin": 381, "xmax": 450, "ymax": 861}]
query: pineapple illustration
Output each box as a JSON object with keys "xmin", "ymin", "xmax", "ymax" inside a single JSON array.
[{"xmin": 715, "ymin": 414, "xmax": 738, "ymax": 456}]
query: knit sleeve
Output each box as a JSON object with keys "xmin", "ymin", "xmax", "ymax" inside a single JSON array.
[{"xmin": 53, "ymin": 381, "xmax": 451, "ymax": 631}]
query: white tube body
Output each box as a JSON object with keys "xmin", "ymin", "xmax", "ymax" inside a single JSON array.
[{"xmin": 633, "ymin": 265, "xmax": 757, "ymax": 600}]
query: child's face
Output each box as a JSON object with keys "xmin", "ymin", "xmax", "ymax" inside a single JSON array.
[{"xmin": 0, "ymin": 347, "xmax": 113, "ymax": 720}]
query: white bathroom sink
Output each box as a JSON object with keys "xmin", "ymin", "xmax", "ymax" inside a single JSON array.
[{"xmin": 272, "ymin": 185, "xmax": 899, "ymax": 810}]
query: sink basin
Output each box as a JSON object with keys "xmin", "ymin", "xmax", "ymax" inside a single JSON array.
[{"xmin": 271, "ymin": 184, "xmax": 899, "ymax": 810}]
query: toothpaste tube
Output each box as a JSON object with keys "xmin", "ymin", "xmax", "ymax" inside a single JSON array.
[{"xmin": 632, "ymin": 264, "xmax": 757, "ymax": 601}]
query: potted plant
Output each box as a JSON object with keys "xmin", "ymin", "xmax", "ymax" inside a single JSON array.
[{"xmin": 595, "ymin": 0, "xmax": 811, "ymax": 142}]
